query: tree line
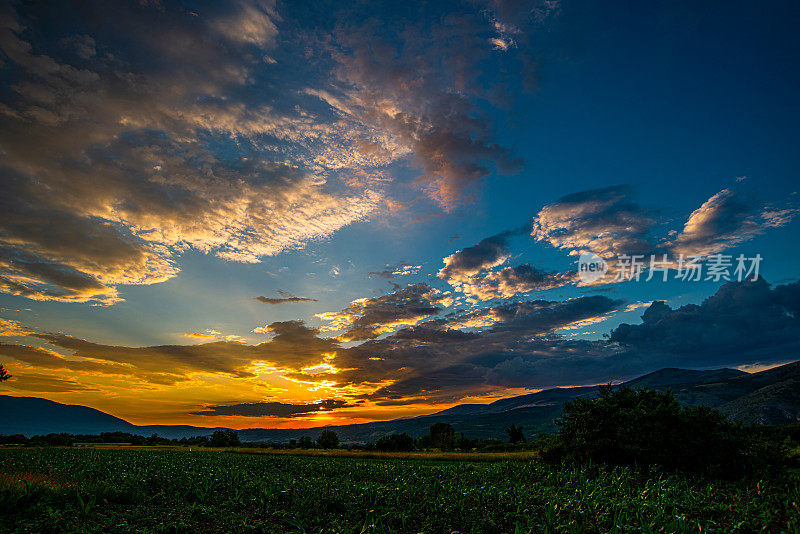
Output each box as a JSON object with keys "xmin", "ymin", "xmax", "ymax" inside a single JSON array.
[{"xmin": 2, "ymin": 386, "xmax": 798, "ymax": 478}]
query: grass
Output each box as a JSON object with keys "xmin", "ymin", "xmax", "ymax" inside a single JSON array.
[{"xmin": 1, "ymin": 447, "xmax": 798, "ymax": 533}]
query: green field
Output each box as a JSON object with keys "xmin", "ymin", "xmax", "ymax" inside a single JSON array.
[{"xmin": 1, "ymin": 448, "xmax": 798, "ymax": 533}]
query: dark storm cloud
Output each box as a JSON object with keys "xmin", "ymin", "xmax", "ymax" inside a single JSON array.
[
  {"xmin": 329, "ymin": 295, "xmax": 623, "ymax": 401},
  {"xmin": 389, "ymin": 322, "xmax": 481, "ymax": 344},
  {"xmin": 472, "ymin": 278, "xmax": 800, "ymax": 391},
  {"xmin": 482, "ymin": 296, "xmax": 621, "ymax": 333},
  {"xmin": 332, "ymin": 279, "xmax": 800, "ymax": 402},
  {"xmin": 255, "ymin": 290, "xmax": 317, "ymax": 304},
  {"xmin": 609, "ymin": 277, "xmax": 800, "ymax": 359},
  {"xmin": 190, "ymin": 398, "xmax": 352, "ymax": 417}
]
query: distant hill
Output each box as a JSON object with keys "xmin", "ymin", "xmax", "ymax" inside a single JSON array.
[
  {"xmin": 2, "ymin": 360, "xmax": 798, "ymax": 442},
  {"xmin": 0, "ymin": 396, "xmax": 137, "ymax": 436},
  {"xmin": 0, "ymin": 396, "xmax": 228, "ymax": 439},
  {"xmin": 625, "ymin": 367, "xmax": 747, "ymax": 389}
]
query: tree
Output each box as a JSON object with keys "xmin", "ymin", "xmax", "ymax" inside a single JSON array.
[
  {"xmin": 506, "ymin": 424, "xmax": 526, "ymax": 444},
  {"xmin": 430, "ymin": 422, "xmax": 455, "ymax": 451},
  {"xmin": 298, "ymin": 435, "xmax": 314, "ymax": 449},
  {"xmin": 375, "ymin": 432, "xmax": 415, "ymax": 452},
  {"xmin": 0, "ymin": 364, "xmax": 11, "ymax": 383},
  {"xmin": 316, "ymin": 430, "xmax": 339, "ymax": 449},
  {"xmin": 554, "ymin": 385, "xmax": 780, "ymax": 478},
  {"xmin": 208, "ymin": 430, "xmax": 240, "ymax": 447}
]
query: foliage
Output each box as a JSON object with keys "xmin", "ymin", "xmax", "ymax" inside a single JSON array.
[
  {"xmin": 0, "ymin": 432, "xmax": 175, "ymax": 447},
  {"xmin": 0, "ymin": 364, "xmax": 10, "ymax": 383},
  {"xmin": 208, "ymin": 430, "xmax": 240, "ymax": 448},
  {"xmin": 429, "ymin": 422, "xmax": 455, "ymax": 451},
  {"xmin": 298, "ymin": 436, "xmax": 313, "ymax": 449},
  {"xmin": 505, "ymin": 424, "xmax": 526, "ymax": 444},
  {"xmin": 0, "ymin": 448, "xmax": 797, "ymax": 533},
  {"xmin": 316, "ymin": 430, "xmax": 339, "ymax": 449},
  {"xmin": 375, "ymin": 433, "xmax": 415, "ymax": 452},
  {"xmin": 553, "ymin": 385, "xmax": 785, "ymax": 478}
]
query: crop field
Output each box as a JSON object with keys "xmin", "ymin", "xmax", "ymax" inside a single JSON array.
[{"xmin": 1, "ymin": 448, "xmax": 799, "ymax": 533}]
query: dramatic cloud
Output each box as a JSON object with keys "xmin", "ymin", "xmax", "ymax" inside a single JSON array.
[
  {"xmin": 0, "ymin": 1, "xmax": 385, "ymax": 304},
  {"xmin": 668, "ymin": 189, "xmax": 798, "ymax": 257},
  {"xmin": 326, "ymin": 295, "xmax": 623, "ymax": 402},
  {"xmin": 335, "ymin": 278, "xmax": 799, "ymax": 402},
  {"xmin": 531, "ymin": 185, "xmax": 656, "ymax": 258},
  {"xmin": 0, "ymin": 343, "xmax": 134, "ymax": 376},
  {"xmin": 529, "ymin": 186, "xmax": 797, "ymax": 286},
  {"xmin": 438, "ymin": 221, "xmax": 573, "ymax": 300},
  {"xmin": 190, "ymin": 398, "xmax": 351, "ymax": 417},
  {"xmin": 0, "ymin": 0, "xmax": 563, "ymax": 304},
  {"xmin": 1, "ymin": 371, "xmax": 96, "ymax": 393},
  {"xmin": 255, "ymin": 291, "xmax": 318, "ymax": 305},
  {"xmin": 439, "ymin": 230, "xmax": 517, "ymax": 284},
  {"xmin": 610, "ymin": 277, "xmax": 800, "ymax": 359},
  {"xmin": 455, "ymin": 263, "xmax": 576, "ymax": 301},
  {"xmin": 532, "ymin": 186, "xmax": 797, "ymax": 261},
  {"xmin": 304, "ymin": 0, "xmax": 558, "ymax": 209},
  {"xmin": 0, "ymin": 320, "xmax": 338, "ymax": 385},
  {"xmin": 473, "ymin": 278, "xmax": 800, "ymax": 393},
  {"xmin": 4, "ymin": 278, "xmax": 798, "ymax": 406},
  {"xmin": 317, "ymin": 284, "xmax": 447, "ymax": 341}
]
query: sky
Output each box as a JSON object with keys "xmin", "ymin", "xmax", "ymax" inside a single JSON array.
[{"xmin": 0, "ymin": 0, "xmax": 798, "ymax": 429}]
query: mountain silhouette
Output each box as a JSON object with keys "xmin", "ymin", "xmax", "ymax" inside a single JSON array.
[{"xmin": 2, "ymin": 360, "xmax": 798, "ymax": 442}]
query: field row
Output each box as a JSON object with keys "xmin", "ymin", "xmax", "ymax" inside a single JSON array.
[{"xmin": 1, "ymin": 448, "xmax": 799, "ymax": 533}]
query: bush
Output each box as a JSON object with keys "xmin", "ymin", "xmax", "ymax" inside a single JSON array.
[
  {"xmin": 208, "ymin": 430, "xmax": 240, "ymax": 447},
  {"xmin": 316, "ymin": 430, "xmax": 339, "ymax": 449},
  {"xmin": 375, "ymin": 432, "xmax": 415, "ymax": 452},
  {"xmin": 551, "ymin": 385, "xmax": 784, "ymax": 478},
  {"xmin": 506, "ymin": 424, "xmax": 526, "ymax": 443},
  {"xmin": 430, "ymin": 423, "xmax": 455, "ymax": 451}
]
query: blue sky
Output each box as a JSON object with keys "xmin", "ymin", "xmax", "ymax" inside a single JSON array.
[{"xmin": 0, "ymin": 0, "xmax": 798, "ymax": 426}]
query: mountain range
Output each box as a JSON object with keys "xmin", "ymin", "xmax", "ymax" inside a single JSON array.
[{"xmin": 2, "ymin": 360, "xmax": 798, "ymax": 443}]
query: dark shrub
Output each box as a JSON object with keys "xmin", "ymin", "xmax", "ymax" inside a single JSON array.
[
  {"xmin": 553, "ymin": 385, "xmax": 783, "ymax": 478},
  {"xmin": 316, "ymin": 430, "xmax": 339, "ymax": 449},
  {"xmin": 375, "ymin": 432, "xmax": 415, "ymax": 452},
  {"xmin": 430, "ymin": 422, "xmax": 455, "ymax": 451},
  {"xmin": 506, "ymin": 424, "xmax": 526, "ymax": 443},
  {"xmin": 208, "ymin": 430, "xmax": 240, "ymax": 447}
]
